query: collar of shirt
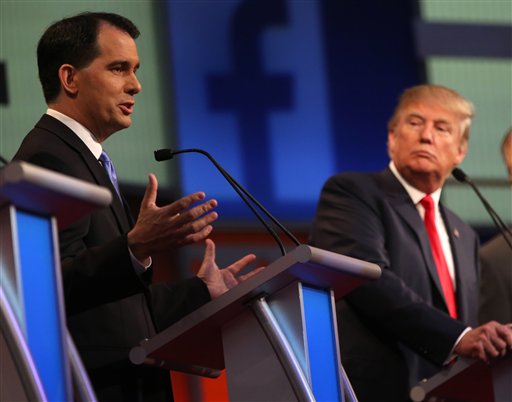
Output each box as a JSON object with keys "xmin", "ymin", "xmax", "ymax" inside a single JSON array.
[
  {"xmin": 389, "ymin": 161, "xmax": 442, "ymax": 214},
  {"xmin": 46, "ymin": 109, "xmax": 151, "ymax": 272},
  {"xmin": 388, "ymin": 161, "xmax": 456, "ymax": 285},
  {"xmin": 46, "ymin": 108, "xmax": 103, "ymax": 160}
]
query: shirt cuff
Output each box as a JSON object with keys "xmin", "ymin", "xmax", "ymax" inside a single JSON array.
[
  {"xmin": 445, "ymin": 326, "xmax": 472, "ymax": 365},
  {"xmin": 128, "ymin": 246, "xmax": 152, "ymax": 275}
]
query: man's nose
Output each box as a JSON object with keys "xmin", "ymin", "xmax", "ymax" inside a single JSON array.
[
  {"xmin": 127, "ymin": 73, "xmax": 142, "ymax": 95},
  {"xmin": 419, "ymin": 123, "xmax": 434, "ymax": 142}
]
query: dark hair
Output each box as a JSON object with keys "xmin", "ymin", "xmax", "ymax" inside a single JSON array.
[{"xmin": 37, "ymin": 12, "xmax": 140, "ymax": 103}]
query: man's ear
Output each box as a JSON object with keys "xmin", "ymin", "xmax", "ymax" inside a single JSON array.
[
  {"xmin": 387, "ymin": 130, "xmax": 396, "ymax": 158},
  {"xmin": 455, "ymin": 140, "xmax": 468, "ymax": 165},
  {"xmin": 58, "ymin": 64, "xmax": 78, "ymax": 97}
]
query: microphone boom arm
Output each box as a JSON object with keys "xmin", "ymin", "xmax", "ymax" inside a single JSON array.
[
  {"xmin": 452, "ymin": 168, "xmax": 512, "ymax": 250},
  {"xmin": 155, "ymin": 148, "xmax": 301, "ymax": 255}
]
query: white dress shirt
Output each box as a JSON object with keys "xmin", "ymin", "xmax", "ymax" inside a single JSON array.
[
  {"xmin": 389, "ymin": 161, "xmax": 470, "ymax": 360},
  {"xmin": 46, "ymin": 108, "xmax": 151, "ymax": 273}
]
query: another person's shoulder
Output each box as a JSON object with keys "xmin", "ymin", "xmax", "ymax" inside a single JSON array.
[{"xmin": 481, "ymin": 234, "xmax": 512, "ymax": 261}]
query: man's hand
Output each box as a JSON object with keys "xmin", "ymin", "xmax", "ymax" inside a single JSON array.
[
  {"xmin": 197, "ymin": 239, "xmax": 264, "ymax": 299},
  {"xmin": 454, "ymin": 321, "xmax": 512, "ymax": 363},
  {"xmin": 128, "ymin": 173, "xmax": 218, "ymax": 262}
]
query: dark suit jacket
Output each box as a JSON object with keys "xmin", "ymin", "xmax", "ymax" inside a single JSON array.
[
  {"xmin": 479, "ymin": 234, "xmax": 512, "ymax": 324},
  {"xmin": 309, "ymin": 168, "xmax": 480, "ymax": 402},
  {"xmin": 14, "ymin": 114, "xmax": 211, "ymax": 401}
]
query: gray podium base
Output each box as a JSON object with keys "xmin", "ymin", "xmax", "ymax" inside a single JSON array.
[
  {"xmin": 0, "ymin": 288, "xmax": 97, "ymax": 402},
  {"xmin": 223, "ymin": 303, "xmax": 301, "ymax": 401},
  {"xmin": 129, "ymin": 245, "xmax": 380, "ymax": 401},
  {"xmin": 222, "ymin": 281, "xmax": 355, "ymax": 402}
]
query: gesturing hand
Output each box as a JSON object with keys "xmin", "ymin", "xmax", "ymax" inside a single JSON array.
[
  {"xmin": 128, "ymin": 173, "xmax": 219, "ymax": 262},
  {"xmin": 197, "ymin": 239, "xmax": 264, "ymax": 299}
]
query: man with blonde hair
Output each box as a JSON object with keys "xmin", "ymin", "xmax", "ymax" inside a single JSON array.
[{"xmin": 310, "ymin": 84, "xmax": 512, "ymax": 401}]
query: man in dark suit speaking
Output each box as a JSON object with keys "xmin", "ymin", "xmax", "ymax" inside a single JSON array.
[
  {"xmin": 14, "ymin": 12, "xmax": 259, "ymax": 401},
  {"xmin": 310, "ymin": 84, "xmax": 512, "ymax": 401}
]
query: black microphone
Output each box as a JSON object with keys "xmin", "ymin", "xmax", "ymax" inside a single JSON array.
[
  {"xmin": 0, "ymin": 154, "xmax": 9, "ymax": 165},
  {"xmin": 452, "ymin": 167, "xmax": 512, "ymax": 250},
  {"xmin": 154, "ymin": 148, "xmax": 301, "ymax": 255}
]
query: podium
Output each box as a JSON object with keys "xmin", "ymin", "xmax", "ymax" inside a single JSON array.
[
  {"xmin": 0, "ymin": 161, "xmax": 111, "ymax": 401},
  {"xmin": 410, "ymin": 352, "xmax": 512, "ymax": 402},
  {"xmin": 130, "ymin": 244, "xmax": 381, "ymax": 401}
]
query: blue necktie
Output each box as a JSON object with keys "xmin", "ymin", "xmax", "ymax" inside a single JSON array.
[{"xmin": 99, "ymin": 150, "xmax": 121, "ymax": 199}]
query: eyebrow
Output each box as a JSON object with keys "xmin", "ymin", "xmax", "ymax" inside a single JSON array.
[
  {"xmin": 406, "ymin": 113, "xmax": 451, "ymax": 126},
  {"xmin": 406, "ymin": 113, "xmax": 425, "ymax": 121},
  {"xmin": 106, "ymin": 60, "xmax": 140, "ymax": 70}
]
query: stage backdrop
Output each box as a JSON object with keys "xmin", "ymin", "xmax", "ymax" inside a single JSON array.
[{"xmin": 0, "ymin": 0, "xmax": 510, "ymax": 227}]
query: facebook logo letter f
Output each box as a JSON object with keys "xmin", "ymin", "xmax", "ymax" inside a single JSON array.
[{"xmin": 207, "ymin": 0, "xmax": 293, "ymax": 200}]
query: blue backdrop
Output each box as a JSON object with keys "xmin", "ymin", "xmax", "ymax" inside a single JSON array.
[{"xmin": 165, "ymin": 0, "xmax": 420, "ymax": 221}]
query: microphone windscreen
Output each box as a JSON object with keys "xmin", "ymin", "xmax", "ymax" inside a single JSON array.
[
  {"xmin": 154, "ymin": 149, "xmax": 174, "ymax": 161},
  {"xmin": 452, "ymin": 167, "xmax": 467, "ymax": 182}
]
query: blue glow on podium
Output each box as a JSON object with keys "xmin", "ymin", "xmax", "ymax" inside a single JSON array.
[
  {"xmin": 17, "ymin": 211, "xmax": 68, "ymax": 401},
  {"xmin": 303, "ymin": 286, "xmax": 342, "ymax": 401}
]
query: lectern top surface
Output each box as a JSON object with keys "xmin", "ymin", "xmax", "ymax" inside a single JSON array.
[
  {"xmin": 130, "ymin": 245, "xmax": 381, "ymax": 375},
  {"xmin": 0, "ymin": 161, "xmax": 111, "ymax": 228}
]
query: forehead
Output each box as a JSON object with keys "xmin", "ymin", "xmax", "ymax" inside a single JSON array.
[
  {"xmin": 95, "ymin": 23, "xmax": 139, "ymax": 59},
  {"xmin": 400, "ymin": 101, "xmax": 461, "ymax": 124}
]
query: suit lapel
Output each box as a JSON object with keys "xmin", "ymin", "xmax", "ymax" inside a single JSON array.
[
  {"xmin": 379, "ymin": 169, "xmax": 447, "ymax": 306},
  {"xmin": 440, "ymin": 206, "xmax": 469, "ymax": 321},
  {"xmin": 36, "ymin": 115, "xmax": 131, "ymax": 232}
]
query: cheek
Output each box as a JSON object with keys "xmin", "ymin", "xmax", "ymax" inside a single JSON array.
[
  {"xmin": 388, "ymin": 134, "xmax": 396, "ymax": 155},
  {"xmin": 390, "ymin": 137, "xmax": 410, "ymax": 159},
  {"xmin": 444, "ymin": 144, "xmax": 464, "ymax": 164}
]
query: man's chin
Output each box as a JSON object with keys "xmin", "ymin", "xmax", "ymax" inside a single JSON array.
[
  {"xmin": 410, "ymin": 159, "xmax": 437, "ymax": 173},
  {"xmin": 117, "ymin": 118, "xmax": 132, "ymax": 130}
]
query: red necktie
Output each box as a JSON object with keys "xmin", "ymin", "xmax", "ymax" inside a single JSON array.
[{"xmin": 420, "ymin": 195, "xmax": 457, "ymax": 319}]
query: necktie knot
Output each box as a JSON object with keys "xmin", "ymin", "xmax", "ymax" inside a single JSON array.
[
  {"xmin": 420, "ymin": 194, "xmax": 434, "ymax": 212},
  {"xmin": 99, "ymin": 150, "xmax": 111, "ymax": 165}
]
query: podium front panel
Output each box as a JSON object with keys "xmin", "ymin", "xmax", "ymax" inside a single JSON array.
[
  {"xmin": 1, "ymin": 162, "xmax": 109, "ymax": 401},
  {"xmin": 130, "ymin": 245, "xmax": 381, "ymax": 374},
  {"xmin": 129, "ymin": 245, "xmax": 381, "ymax": 401},
  {"xmin": 16, "ymin": 210, "xmax": 71, "ymax": 401},
  {"xmin": 302, "ymin": 286, "xmax": 342, "ymax": 401},
  {"xmin": 222, "ymin": 308, "xmax": 297, "ymax": 401},
  {"xmin": 222, "ymin": 281, "xmax": 343, "ymax": 401},
  {"xmin": 0, "ymin": 204, "xmax": 72, "ymax": 401},
  {"xmin": 1, "ymin": 285, "xmax": 46, "ymax": 401}
]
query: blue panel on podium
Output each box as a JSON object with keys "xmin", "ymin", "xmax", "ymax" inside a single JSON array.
[
  {"xmin": 16, "ymin": 211, "xmax": 68, "ymax": 401},
  {"xmin": 303, "ymin": 286, "xmax": 342, "ymax": 401}
]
